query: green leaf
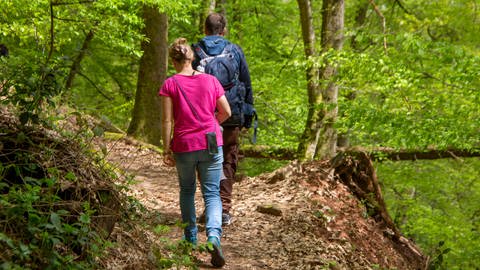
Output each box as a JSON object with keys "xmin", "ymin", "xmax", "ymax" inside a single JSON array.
[
  {"xmin": 64, "ymin": 171, "xmax": 77, "ymax": 181},
  {"xmin": 79, "ymin": 213, "xmax": 91, "ymax": 224},
  {"xmin": 50, "ymin": 212, "xmax": 63, "ymax": 231}
]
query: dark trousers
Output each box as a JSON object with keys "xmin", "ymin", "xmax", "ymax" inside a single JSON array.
[{"xmin": 220, "ymin": 126, "xmax": 240, "ymax": 213}]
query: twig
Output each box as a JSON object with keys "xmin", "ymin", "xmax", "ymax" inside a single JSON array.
[
  {"xmin": 278, "ymin": 37, "xmax": 301, "ymax": 76},
  {"xmin": 51, "ymin": 0, "xmax": 95, "ymax": 6},
  {"xmin": 46, "ymin": 1, "xmax": 55, "ymax": 65},
  {"xmin": 76, "ymin": 72, "xmax": 113, "ymax": 100},
  {"xmin": 368, "ymin": 0, "xmax": 388, "ymax": 54},
  {"xmin": 393, "ymin": 0, "xmax": 411, "ymax": 14}
]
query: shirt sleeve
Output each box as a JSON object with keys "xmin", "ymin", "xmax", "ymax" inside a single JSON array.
[{"xmin": 159, "ymin": 78, "xmax": 172, "ymax": 97}]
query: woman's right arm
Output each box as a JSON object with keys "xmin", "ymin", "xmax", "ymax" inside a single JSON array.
[
  {"xmin": 216, "ymin": 95, "xmax": 231, "ymax": 124},
  {"xmin": 161, "ymin": 96, "xmax": 175, "ymax": 166}
]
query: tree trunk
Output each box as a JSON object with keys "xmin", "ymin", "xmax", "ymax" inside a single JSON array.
[
  {"xmin": 296, "ymin": 0, "xmax": 320, "ymax": 161},
  {"xmin": 350, "ymin": 1, "xmax": 369, "ymax": 50},
  {"xmin": 316, "ymin": 0, "xmax": 344, "ymax": 159},
  {"xmin": 217, "ymin": 0, "xmax": 227, "ymax": 17},
  {"xmin": 297, "ymin": 0, "xmax": 344, "ymax": 160},
  {"xmin": 198, "ymin": 0, "xmax": 216, "ymax": 34},
  {"xmin": 65, "ymin": 29, "xmax": 95, "ymax": 90},
  {"xmin": 127, "ymin": 5, "xmax": 168, "ymax": 146}
]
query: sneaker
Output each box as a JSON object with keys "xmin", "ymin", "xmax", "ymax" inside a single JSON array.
[
  {"xmin": 222, "ymin": 213, "xmax": 232, "ymax": 226},
  {"xmin": 207, "ymin": 236, "xmax": 225, "ymax": 268}
]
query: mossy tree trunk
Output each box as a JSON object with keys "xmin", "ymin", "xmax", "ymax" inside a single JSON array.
[
  {"xmin": 127, "ymin": 5, "xmax": 168, "ymax": 146},
  {"xmin": 297, "ymin": 0, "xmax": 344, "ymax": 160}
]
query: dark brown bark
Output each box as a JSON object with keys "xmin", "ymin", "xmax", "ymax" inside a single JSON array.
[{"xmin": 127, "ymin": 5, "xmax": 168, "ymax": 146}]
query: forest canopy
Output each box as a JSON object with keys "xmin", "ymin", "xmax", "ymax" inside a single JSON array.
[{"xmin": 1, "ymin": 0, "xmax": 478, "ymax": 152}]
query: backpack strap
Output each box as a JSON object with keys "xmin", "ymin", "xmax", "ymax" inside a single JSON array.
[{"xmin": 192, "ymin": 43, "xmax": 210, "ymax": 60}]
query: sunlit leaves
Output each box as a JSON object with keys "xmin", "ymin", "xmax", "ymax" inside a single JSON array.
[{"xmin": 377, "ymin": 158, "xmax": 480, "ymax": 269}]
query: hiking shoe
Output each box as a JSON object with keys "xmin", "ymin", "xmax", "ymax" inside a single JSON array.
[
  {"xmin": 207, "ymin": 236, "xmax": 225, "ymax": 268},
  {"xmin": 222, "ymin": 213, "xmax": 232, "ymax": 226},
  {"xmin": 198, "ymin": 212, "xmax": 206, "ymax": 224}
]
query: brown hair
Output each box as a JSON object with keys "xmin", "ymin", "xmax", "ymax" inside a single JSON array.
[
  {"xmin": 169, "ymin": 38, "xmax": 194, "ymax": 63},
  {"xmin": 205, "ymin": 13, "xmax": 226, "ymax": 35}
]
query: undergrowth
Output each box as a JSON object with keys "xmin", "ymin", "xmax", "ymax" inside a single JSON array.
[{"xmin": 0, "ymin": 108, "xmax": 196, "ymax": 269}]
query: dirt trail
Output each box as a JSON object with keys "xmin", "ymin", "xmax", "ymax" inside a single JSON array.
[{"xmin": 101, "ymin": 137, "xmax": 425, "ymax": 270}]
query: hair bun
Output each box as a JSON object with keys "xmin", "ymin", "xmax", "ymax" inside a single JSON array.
[{"xmin": 169, "ymin": 38, "xmax": 194, "ymax": 62}]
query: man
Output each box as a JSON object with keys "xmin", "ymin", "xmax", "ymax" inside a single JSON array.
[{"xmin": 193, "ymin": 13, "xmax": 254, "ymax": 226}]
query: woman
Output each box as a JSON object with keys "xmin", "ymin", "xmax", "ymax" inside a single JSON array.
[{"xmin": 159, "ymin": 37, "xmax": 230, "ymax": 268}]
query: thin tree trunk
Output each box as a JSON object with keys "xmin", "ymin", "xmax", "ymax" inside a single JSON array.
[
  {"xmin": 350, "ymin": 2, "xmax": 369, "ymax": 50},
  {"xmin": 65, "ymin": 29, "xmax": 95, "ymax": 90},
  {"xmin": 296, "ymin": 0, "xmax": 321, "ymax": 161},
  {"xmin": 127, "ymin": 5, "xmax": 168, "ymax": 146},
  {"xmin": 316, "ymin": 0, "xmax": 344, "ymax": 159},
  {"xmin": 297, "ymin": 0, "xmax": 344, "ymax": 161},
  {"xmin": 217, "ymin": 0, "xmax": 227, "ymax": 17},
  {"xmin": 198, "ymin": 0, "xmax": 216, "ymax": 34}
]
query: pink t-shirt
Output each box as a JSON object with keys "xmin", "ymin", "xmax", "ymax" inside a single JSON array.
[{"xmin": 159, "ymin": 73, "xmax": 225, "ymax": 153}]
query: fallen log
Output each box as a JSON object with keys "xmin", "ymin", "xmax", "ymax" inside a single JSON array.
[{"xmin": 240, "ymin": 144, "xmax": 480, "ymax": 161}]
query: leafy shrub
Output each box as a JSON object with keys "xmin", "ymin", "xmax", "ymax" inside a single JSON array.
[{"xmin": 0, "ymin": 109, "xmax": 122, "ymax": 269}]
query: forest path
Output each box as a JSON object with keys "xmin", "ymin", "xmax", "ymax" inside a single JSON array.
[
  {"xmin": 101, "ymin": 137, "xmax": 418, "ymax": 270},
  {"xmin": 102, "ymin": 137, "xmax": 302, "ymax": 269}
]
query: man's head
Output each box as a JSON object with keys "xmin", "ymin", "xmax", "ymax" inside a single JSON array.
[{"xmin": 205, "ymin": 13, "xmax": 226, "ymax": 36}]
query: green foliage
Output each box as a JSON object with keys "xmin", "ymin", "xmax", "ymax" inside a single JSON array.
[
  {"xmin": 238, "ymin": 158, "xmax": 289, "ymax": 177},
  {"xmin": 337, "ymin": 43, "xmax": 480, "ymax": 150},
  {"xmin": 0, "ymin": 165, "xmax": 103, "ymax": 269},
  {"xmin": 0, "ymin": 54, "xmax": 63, "ymax": 124},
  {"xmin": 227, "ymin": 0, "xmax": 307, "ymax": 148},
  {"xmin": 150, "ymin": 221, "xmax": 202, "ymax": 269},
  {"xmin": 153, "ymin": 239, "xmax": 198, "ymax": 269},
  {"xmin": 2, "ymin": 1, "xmax": 480, "ymax": 268},
  {"xmin": 336, "ymin": 0, "xmax": 480, "ymax": 151},
  {"xmin": 0, "ymin": 108, "xmax": 126, "ymax": 269},
  {"xmin": 376, "ymin": 158, "xmax": 480, "ymax": 269}
]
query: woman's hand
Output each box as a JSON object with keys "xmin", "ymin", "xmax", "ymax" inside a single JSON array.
[{"xmin": 163, "ymin": 150, "xmax": 176, "ymax": 167}]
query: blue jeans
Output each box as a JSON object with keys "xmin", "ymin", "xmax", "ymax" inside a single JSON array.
[{"xmin": 174, "ymin": 147, "xmax": 223, "ymax": 242}]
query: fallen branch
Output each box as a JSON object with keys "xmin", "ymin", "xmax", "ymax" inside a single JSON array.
[{"xmin": 240, "ymin": 145, "xmax": 480, "ymax": 161}]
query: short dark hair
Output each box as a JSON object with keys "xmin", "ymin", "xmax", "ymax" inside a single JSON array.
[
  {"xmin": 205, "ymin": 13, "xmax": 226, "ymax": 35},
  {"xmin": 0, "ymin": 44, "xmax": 8, "ymax": 57}
]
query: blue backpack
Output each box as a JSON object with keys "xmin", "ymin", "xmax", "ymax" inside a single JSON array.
[{"xmin": 193, "ymin": 43, "xmax": 246, "ymax": 126}]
